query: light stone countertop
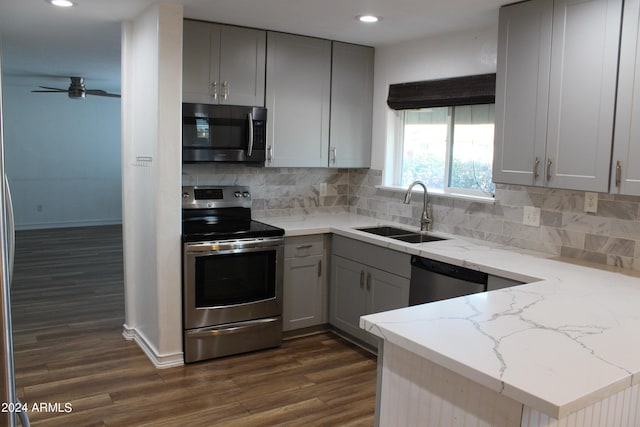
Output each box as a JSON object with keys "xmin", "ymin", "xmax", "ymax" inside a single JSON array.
[{"xmin": 257, "ymin": 212, "xmax": 640, "ymax": 419}]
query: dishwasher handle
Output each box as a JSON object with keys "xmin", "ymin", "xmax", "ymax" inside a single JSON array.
[{"xmin": 411, "ymin": 256, "xmax": 488, "ymax": 285}]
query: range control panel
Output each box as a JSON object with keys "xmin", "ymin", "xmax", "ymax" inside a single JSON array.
[{"xmin": 182, "ymin": 186, "xmax": 252, "ymax": 209}]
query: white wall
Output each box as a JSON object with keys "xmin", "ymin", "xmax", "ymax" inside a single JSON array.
[
  {"xmin": 371, "ymin": 25, "xmax": 499, "ymax": 173},
  {"xmin": 121, "ymin": 2, "xmax": 183, "ymax": 368},
  {"xmin": 2, "ymin": 85, "xmax": 121, "ymax": 229}
]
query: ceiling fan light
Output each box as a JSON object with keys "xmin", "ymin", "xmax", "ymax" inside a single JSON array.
[{"xmin": 47, "ymin": 0, "xmax": 75, "ymax": 7}]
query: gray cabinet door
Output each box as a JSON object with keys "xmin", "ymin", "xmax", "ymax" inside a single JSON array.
[
  {"xmin": 362, "ymin": 267, "xmax": 410, "ymax": 347},
  {"xmin": 493, "ymin": 0, "xmax": 552, "ymax": 187},
  {"xmin": 219, "ymin": 26, "xmax": 266, "ymax": 106},
  {"xmin": 612, "ymin": 0, "xmax": 640, "ymax": 195},
  {"xmin": 367, "ymin": 267, "xmax": 410, "ymax": 315},
  {"xmin": 329, "ymin": 255, "xmax": 367, "ymax": 340},
  {"xmin": 283, "ymin": 255, "xmax": 324, "ymax": 331},
  {"xmin": 329, "ymin": 42, "xmax": 374, "ymax": 168},
  {"xmin": 182, "ymin": 20, "xmax": 220, "ymax": 104},
  {"xmin": 265, "ymin": 32, "xmax": 331, "ymax": 167},
  {"xmin": 545, "ymin": 0, "xmax": 621, "ymax": 192},
  {"xmin": 494, "ymin": 0, "xmax": 622, "ymax": 192},
  {"xmin": 183, "ymin": 21, "xmax": 265, "ymax": 106}
]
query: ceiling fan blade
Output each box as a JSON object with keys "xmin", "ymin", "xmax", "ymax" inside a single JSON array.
[
  {"xmin": 35, "ymin": 86, "xmax": 67, "ymax": 92},
  {"xmin": 86, "ymin": 89, "xmax": 121, "ymax": 98},
  {"xmin": 31, "ymin": 90, "xmax": 67, "ymax": 93}
]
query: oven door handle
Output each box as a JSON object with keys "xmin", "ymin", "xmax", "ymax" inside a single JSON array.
[
  {"xmin": 187, "ymin": 318, "xmax": 279, "ymax": 338},
  {"xmin": 185, "ymin": 238, "xmax": 283, "ymax": 254}
]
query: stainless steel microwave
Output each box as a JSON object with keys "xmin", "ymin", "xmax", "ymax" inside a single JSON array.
[{"xmin": 182, "ymin": 103, "xmax": 267, "ymax": 164}]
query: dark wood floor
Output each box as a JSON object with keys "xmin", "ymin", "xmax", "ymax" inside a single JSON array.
[{"xmin": 10, "ymin": 225, "xmax": 377, "ymax": 426}]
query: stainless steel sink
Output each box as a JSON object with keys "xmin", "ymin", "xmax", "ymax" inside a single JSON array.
[
  {"xmin": 356, "ymin": 226, "xmax": 416, "ymax": 237},
  {"xmin": 391, "ymin": 233, "xmax": 445, "ymax": 243},
  {"xmin": 356, "ymin": 226, "xmax": 447, "ymax": 244}
]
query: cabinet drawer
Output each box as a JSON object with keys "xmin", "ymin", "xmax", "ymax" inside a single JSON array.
[
  {"xmin": 332, "ymin": 235, "xmax": 411, "ymax": 279},
  {"xmin": 285, "ymin": 235, "xmax": 325, "ymax": 258}
]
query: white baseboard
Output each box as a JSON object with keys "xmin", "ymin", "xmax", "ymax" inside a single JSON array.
[{"xmin": 122, "ymin": 324, "xmax": 184, "ymax": 369}]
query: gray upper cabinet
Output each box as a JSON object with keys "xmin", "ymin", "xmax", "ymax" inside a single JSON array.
[
  {"xmin": 493, "ymin": 0, "xmax": 622, "ymax": 192},
  {"xmin": 265, "ymin": 34, "xmax": 374, "ymax": 168},
  {"xmin": 493, "ymin": 0, "xmax": 552, "ymax": 187},
  {"xmin": 265, "ymin": 32, "xmax": 332, "ymax": 167},
  {"xmin": 612, "ymin": 0, "xmax": 640, "ymax": 196},
  {"xmin": 182, "ymin": 20, "xmax": 266, "ymax": 106},
  {"xmin": 329, "ymin": 42, "xmax": 374, "ymax": 168},
  {"xmin": 546, "ymin": 0, "xmax": 621, "ymax": 192}
]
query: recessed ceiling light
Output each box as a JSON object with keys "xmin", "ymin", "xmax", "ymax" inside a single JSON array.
[
  {"xmin": 47, "ymin": 0, "xmax": 75, "ymax": 7},
  {"xmin": 358, "ymin": 15, "xmax": 380, "ymax": 23}
]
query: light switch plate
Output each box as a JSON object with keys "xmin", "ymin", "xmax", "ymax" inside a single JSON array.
[
  {"xmin": 523, "ymin": 206, "xmax": 541, "ymax": 227},
  {"xmin": 584, "ymin": 192, "xmax": 598, "ymax": 213}
]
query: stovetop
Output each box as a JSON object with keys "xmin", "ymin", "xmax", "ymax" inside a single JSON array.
[{"xmin": 181, "ymin": 185, "xmax": 284, "ymax": 242}]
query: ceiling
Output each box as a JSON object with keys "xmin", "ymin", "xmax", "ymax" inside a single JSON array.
[{"xmin": 0, "ymin": 0, "xmax": 508, "ymax": 95}]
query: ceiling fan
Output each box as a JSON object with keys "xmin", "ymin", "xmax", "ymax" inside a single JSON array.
[{"xmin": 32, "ymin": 76, "xmax": 120, "ymax": 99}]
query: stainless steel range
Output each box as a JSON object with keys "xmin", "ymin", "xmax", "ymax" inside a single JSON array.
[{"xmin": 181, "ymin": 185, "xmax": 284, "ymax": 363}]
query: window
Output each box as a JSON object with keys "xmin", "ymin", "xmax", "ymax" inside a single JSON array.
[
  {"xmin": 398, "ymin": 104, "xmax": 495, "ymax": 197},
  {"xmin": 387, "ymin": 75, "xmax": 496, "ymax": 198}
]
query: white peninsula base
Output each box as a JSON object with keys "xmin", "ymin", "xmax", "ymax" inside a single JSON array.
[{"xmin": 377, "ymin": 341, "xmax": 640, "ymax": 427}]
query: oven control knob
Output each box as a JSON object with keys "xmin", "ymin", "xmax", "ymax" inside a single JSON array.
[
  {"xmin": 242, "ymin": 192, "xmax": 250, "ymax": 198},
  {"xmin": 234, "ymin": 191, "xmax": 241, "ymax": 198},
  {"xmin": 182, "ymin": 192, "xmax": 190, "ymax": 199}
]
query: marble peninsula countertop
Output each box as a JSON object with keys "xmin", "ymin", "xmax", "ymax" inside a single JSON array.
[{"xmin": 257, "ymin": 212, "xmax": 640, "ymax": 419}]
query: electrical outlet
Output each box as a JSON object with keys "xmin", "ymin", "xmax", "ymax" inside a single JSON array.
[
  {"xmin": 523, "ymin": 206, "xmax": 541, "ymax": 227},
  {"xmin": 319, "ymin": 183, "xmax": 328, "ymax": 196},
  {"xmin": 584, "ymin": 192, "xmax": 598, "ymax": 213}
]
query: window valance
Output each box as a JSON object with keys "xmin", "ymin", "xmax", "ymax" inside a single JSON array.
[{"xmin": 386, "ymin": 73, "xmax": 496, "ymax": 110}]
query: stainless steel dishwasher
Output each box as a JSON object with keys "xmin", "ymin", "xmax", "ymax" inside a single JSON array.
[{"xmin": 409, "ymin": 256, "xmax": 488, "ymax": 305}]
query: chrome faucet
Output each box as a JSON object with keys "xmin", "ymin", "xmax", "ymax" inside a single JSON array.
[{"xmin": 403, "ymin": 181, "xmax": 432, "ymax": 232}]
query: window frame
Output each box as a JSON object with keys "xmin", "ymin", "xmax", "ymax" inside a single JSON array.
[{"xmin": 389, "ymin": 105, "xmax": 496, "ymax": 199}]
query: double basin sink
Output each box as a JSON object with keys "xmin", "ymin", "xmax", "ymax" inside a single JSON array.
[{"xmin": 356, "ymin": 226, "xmax": 446, "ymax": 244}]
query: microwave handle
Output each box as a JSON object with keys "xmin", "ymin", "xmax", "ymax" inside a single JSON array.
[{"xmin": 247, "ymin": 112, "xmax": 254, "ymax": 156}]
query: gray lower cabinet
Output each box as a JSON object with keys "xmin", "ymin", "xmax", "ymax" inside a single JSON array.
[
  {"xmin": 329, "ymin": 236, "xmax": 410, "ymax": 347},
  {"xmin": 493, "ymin": 0, "xmax": 622, "ymax": 192},
  {"xmin": 283, "ymin": 235, "xmax": 327, "ymax": 332}
]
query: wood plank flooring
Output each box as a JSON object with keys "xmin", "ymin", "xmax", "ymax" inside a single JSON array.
[{"xmin": 9, "ymin": 225, "xmax": 377, "ymax": 426}]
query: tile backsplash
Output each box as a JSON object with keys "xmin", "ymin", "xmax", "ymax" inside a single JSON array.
[
  {"xmin": 184, "ymin": 165, "xmax": 640, "ymax": 270},
  {"xmin": 349, "ymin": 169, "xmax": 640, "ymax": 271},
  {"xmin": 182, "ymin": 164, "xmax": 350, "ymax": 217}
]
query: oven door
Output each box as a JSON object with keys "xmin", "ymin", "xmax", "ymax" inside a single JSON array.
[{"xmin": 183, "ymin": 237, "xmax": 283, "ymax": 330}]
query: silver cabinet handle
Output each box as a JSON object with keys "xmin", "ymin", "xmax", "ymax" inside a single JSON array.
[
  {"xmin": 546, "ymin": 157, "xmax": 552, "ymax": 181},
  {"xmin": 267, "ymin": 146, "xmax": 273, "ymax": 162},
  {"xmin": 222, "ymin": 81, "xmax": 229, "ymax": 101},
  {"xmin": 533, "ymin": 157, "xmax": 540, "ymax": 180},
  {"xmin": 616, "ymin": 160, "xmax": 622, "ymax": 188},
  {"xmin": 296, "ymin": 244, "xmax": 313, "ymax": 250},
  {"xmin": 247, "ymin": 113, "xmax": 254, "ymax": 156},
  {"xmin": 331, "ymin": 147, "xmax": 337, "ymax": 164},
  {"xmin": 317, "ymin": 260, "xmax": 322, "ymax": 278},
  {"xmin": 360, "ymin": 270, "xmax": 365, "ymax": 289},
  {"xmin": 366, "ymin": 273, "xmax": 371, "ymax": 291},
  {"xmin": 212, "ymin": 80, "xmax": 218, "ymax": 100}
]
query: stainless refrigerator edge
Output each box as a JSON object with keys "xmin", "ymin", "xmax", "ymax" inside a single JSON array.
[{"xmin": 0, "ymin": 43, "xmax": 27, "ymax": 427}]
